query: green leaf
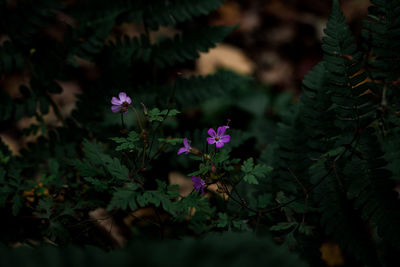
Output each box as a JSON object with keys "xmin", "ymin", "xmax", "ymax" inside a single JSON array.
[
  {"xmin": 70, "ymin": 158, "xmax": 105, "ymax": 177},
  {"xmin": 148, "ymin": 108, "xmax": 180, "ymax": 122},
  {"xmin": 166, "ymin": 109, "xmax": 180, "ymax": 116},
  {"xmin": 187, "ymin": 165, "xmax": 209, "ymax": 177},
  {"xmin": 110, "ymin": 131, "xmax": 140, "ymax": 151},
  {"xmin": 82, "ymin": 139, "xmax": 104, "ymax": 165},
  {"xmin": 241, "ymin": 158, "xmax": 254, "ymax": 172},
  {"xmin": 84, "ymin": 177, "xmax": 108, "ymax": 192},
  {"xmin": 106, "ymin": 157, "xmax": 129, "ymax": 181},
  {"xmin": 34, "ymin": 198, "xmax": 53, "ymax": 219},
  {"xmin": 216, "ymin": 212, "xmax": 229, "ymax": 228},
  {"xmin": 107, "ymin": 183, "xmax": 140, "ymax": 211},
  {"xmin": 241, "ymin": 157, "xmax": 273, "ymax": 184},
  {"xmin": 214, "ymin": 149, "xmax": 231, "ymax": 164},
  {"xmin": 232, "ymin": 220, "xmax": 251, "ymax": 231},
  {"xmin": 148, "ymin": 108, "xmax": 164, "ymax": 122},
  {"xmin": 243, "ymin": 174, "xmax": 258, "ymax": 185},
  {"xmin": 253, "ymin": 165, "xmax": 273, "ymax": 178},
  {"xmin": 0, "ymin": 151, "xmax": 10, "ymax": 165},
  {"xmin": 270, "ymin": 222, "xmax": 298, "ymax": 231}
]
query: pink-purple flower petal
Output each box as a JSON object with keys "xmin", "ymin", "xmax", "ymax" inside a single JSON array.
[
  {"xmin": 125, "ymin": 96, "xmax": 132, "ymax": 104},
  {"xmin": 111, "ymin": 105, "xmax": 122, "ymax": 113},
  {"xmin": 192, "ymin": 176, "xmax": 206, "ymax": 195},
  {"xmin": 216, "ymin": 141, "xmax": 225, "ymax": 148},
  {"xmin": 207, "ymin": 137, "xmax": 216, "ymax": 144},
  {"xmin": 177, "ymin": 147, "xmax": 188, "ymax": 155},
  {"xmin": 217, "ymin": 126, "xmax": 229, "ymax": 136},
  {"xmin": 177, "ymin": 138, "xmax": 192, "ymax": 155},
  {"xmin": 118, "ymin": 92, "xmax": 127, "ymax": 102},
  {"xmin": 111, "ymin": 97, "xmax": 122, "ymax": 105},
  {"xmin": 220, "ymin": 135, "xmax": 230, "ymax": 143},
  {"xmin": 183, "ymin": 138, "xmax": 190, "ymax": 148},
  {"xmin": 208, "ymin": 128, "xmax": 216, "ymax": 137}
]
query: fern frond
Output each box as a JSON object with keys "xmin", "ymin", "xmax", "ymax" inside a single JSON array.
[
  {"xmin": 0, "ymin": 0, "xmax": 62, "ymax": 46},
  {"xmin": 123, "ymin": 0, "xmax": 225, "ymax": 29},
  {"xmin": 322, "ymin": 0, "xmax": 375, "ymax": 131},
  {"xmin": 272, "ymin": 105, "xmax": 312, "ymax": 194},
  {"xmin": 67, "ymin": 0, "xmax": 130, "ymax": 26},
  {"xmin": 312, "ymin": 161, "xmax": 381, "ymax": 265},
  {"xmin": 348, "ymin": 129, "xmax": 400, "ymax": 249},
  {"xmin": 150, "ymin": 26, "xmax": 234, "ymax": 67},
  {"xmin": 362, "ymin": 0, "xmax": 400, "ymax": 84},
  {"xmin": 71, "ymin": 19, "xmax": 116, "ymax": 61},
  {"xmin": 300, "ymin": 62, "xmax": 338, "ymax": 152},
  {"xmin": 100, "ymin": 26, "xmax": 233, "ymax": 69}
]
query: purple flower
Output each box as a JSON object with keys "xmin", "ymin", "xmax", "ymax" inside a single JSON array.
[
  {"xmin": 111, "ymin": 92, "xmax": 132, "ymax": 114},
  {"xmin": 192, "ymin": 176, "xmax": 206, "ymax": 195},
  {"xmin": 177, "ymin": 138, "xmax": 192, "ymax": 155},
  {"xmin": 206, "ymin": 126, "xmax": 230, "ymax": 148}
]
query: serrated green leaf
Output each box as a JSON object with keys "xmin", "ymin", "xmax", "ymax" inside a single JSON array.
[
  {"xmin": 253, "ymin": 164, "xmax": 273, "ymax": 178},
  {"xmin": 148, "ymin": 108, "xmax": 163, "ymax": 122},
  {"xmin": 111, "ymin": 131, "xmax": 140, "ymax": 151},
  {"xmin": 214, "ymin": 149, "xmax": 230, "ymax": 164},
  {"xmin": 107, "ymin": 184, "xmax": 140, "ymax": 211},
  {"xmin": 106, "ymin": 157, "xmax": 129, "ymax": 181},
  {"xmin": 241, "ymin": 157, "xmax": 272, "ymax": 184},
  {"xmin": 243, "ymin": 174, "xmax": 258, "ymax": 185},
  {"xmin": 82, "ymin": 139, "xmax": 104, "ymax": 165},
  {"xmin": 166, "ymin": 109, "xmax": 180, "ymax": 116},
  {"xmin": 241, "ymin": 158, "xmax": 254, "ymax": 172}
]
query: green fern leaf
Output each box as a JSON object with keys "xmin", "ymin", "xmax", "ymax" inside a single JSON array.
[{"xmin": 124, "ymin": 0, "xmax": 225, "ymax": 29}]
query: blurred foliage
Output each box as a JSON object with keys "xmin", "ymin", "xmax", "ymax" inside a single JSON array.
[{"xmin": 0, "ymin": 232, "xmax": 308, "ymax": 267}]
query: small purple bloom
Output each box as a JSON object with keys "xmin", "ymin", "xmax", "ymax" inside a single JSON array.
[
  {"xmin": 177, "ymin": 138, "xmax": 192, "ymax": 155},
  {"xmin": 206, "ymin": 126, "xmax": 230, "ymax": 148},
  {"xmin": 111, "ymin": 92, "xmax": 132, "ymax": 114},
  {"xmin": 192, "ymin": 176, "xmax": 206, "ymax": 195}
]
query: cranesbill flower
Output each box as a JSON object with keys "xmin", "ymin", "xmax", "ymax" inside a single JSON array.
[
  {"xmin": 177, "ymin": 138, "xmax": 192, "ymax": 155},
  {"xmin": 206, "ymin": 126, "xmax": 230, "ymax": 148},
  {"xmin": 192, "ymin": 176, "xmax": 206, "ymax": 195},
  {"xmin": 111, "ymin": 92, "xmax": 132, "ymax": 114}
]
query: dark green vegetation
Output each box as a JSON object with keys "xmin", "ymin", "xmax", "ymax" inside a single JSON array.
[{"xmin": 0, "ymin": 0, "xmax": 400, "ymax": 266}]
